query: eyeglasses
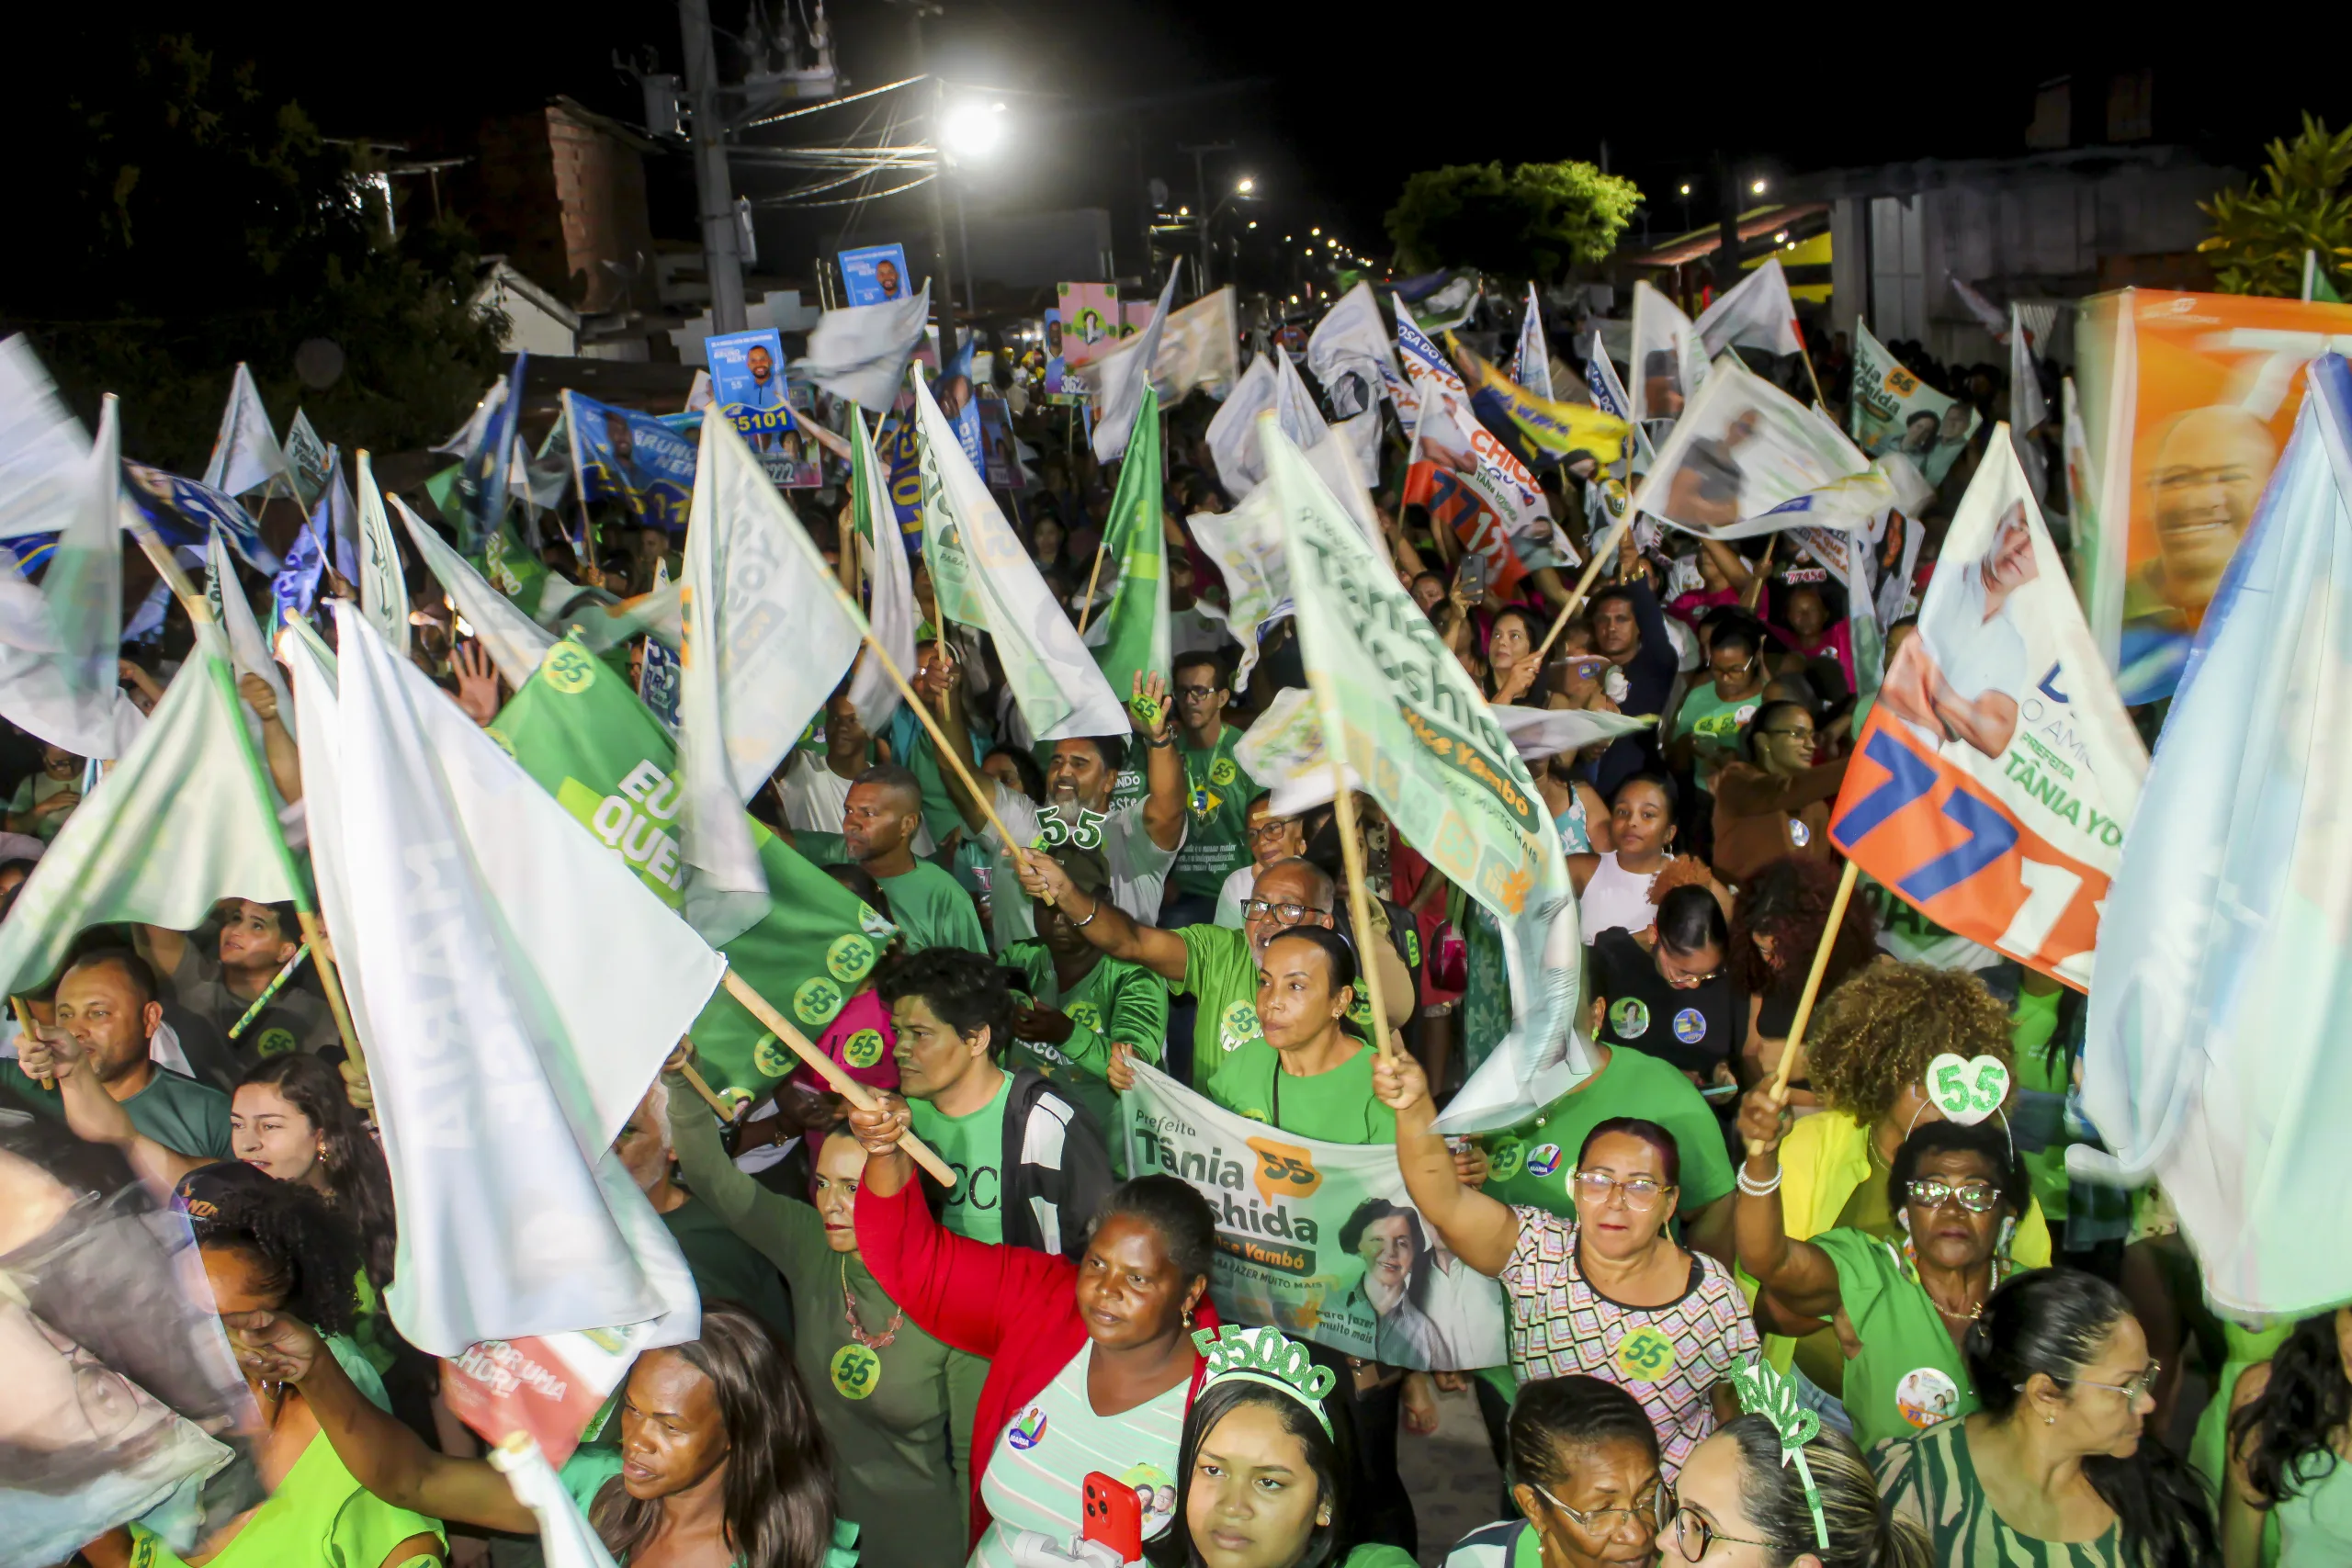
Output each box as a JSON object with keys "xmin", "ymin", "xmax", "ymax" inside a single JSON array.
[
  {"xmin": 1904, "ymin": 1177, "xmax": 2003, "ymax": 1213},
  {"xmin": 1656, "ymin": 950, "xmax": 1724, "ymax": 989},
  {"xmin": 1535, "ymin": 1483, "xmax": 1662, "ymax": 1540},
  {"xmin": 1757, "ymin": 727, "xmax": 1814, "ymax": 742},
  {"xmin": 1573, "ymin": 1170, "xmax": 1669, "ymax": 1210},
  {"xmin": 2073, "ymin": 1360, "xmax": 2162, "ymax": 1404},
  {"xmin": 1174, "ymin": 684, "xmax": 1220, "ymax": 700},
  {"xmin": 1247, "ymin": 820, "xmax": 1296, "ymax": 843},
  {"xmin": 1244, "ymin": 898, "xmax": 1329, "ymax": 924},
  {"xmin": 1659, "ymin": 1488, "xmax": 1776, "ymax": 1562}
]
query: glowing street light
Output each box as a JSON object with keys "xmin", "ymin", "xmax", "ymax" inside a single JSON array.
[
  {"xmin": 1247, "ymin": 220, "xmax": 1257, "ymax": 229},
  {"xmin": 1310, "ymin": 226, "xmax": 1321, "ymax": 236},
  {"xmin": 942, "ymin": 99, "xmax": 1008, "ymax": 159},
  {"xmin": 1236, "ymin": 177, "xmax": 1256, "ymax": 196},
  {"xmin": 1750, "ymin": 177, "xmax": 1767, "ymax": 195},
  {"xmin": 1679, "ymin": 183, "xmax": 1691, "ymax": 196}
]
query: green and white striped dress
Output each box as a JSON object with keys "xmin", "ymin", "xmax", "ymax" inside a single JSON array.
[
  {"xmin": 971, "ymin": 1346, "xmax": 1190, "ymax": 1568},
  {"xmin": 1873, "ymin": 1419, "xmax": 2126, "ymax": 1566}
]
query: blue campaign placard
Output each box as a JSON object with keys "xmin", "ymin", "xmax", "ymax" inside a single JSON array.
[
  {"xmin": 704, "ymin": 328, "xmax": 796, "ymax": 439},
  {"xmin": 838, "ymin": 243, "xmax": 912, "ymax": 307}
]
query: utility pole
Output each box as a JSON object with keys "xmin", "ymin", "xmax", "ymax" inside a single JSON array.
[
  {"xmin": 1712, "ymin": 149, "xmax": 1745, "ymax": 299},
  {"xmin": 680, "ymin": 0, "xmax": 748, "ymax": 333},
  {"xmin": 1177, "ymin": 141, "xmax": 1233, "ymax": 294},
  {"xmin": 899, "ymin": 5, "xmax": 962, "ymax": 360}
]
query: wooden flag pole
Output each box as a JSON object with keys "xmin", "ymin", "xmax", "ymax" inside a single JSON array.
[
  {"xmin": 1532, "ymin": 519, "xmax": 1630, "ymax": 662},
  {"xmin": 1747, "ymin": 857, "xmax": 1860, "ymax": 1154},
  {"xmin": 11, "ymin": 997, "xmax": 53, "ymax": 1091},
  {"xmin": 295, "ymin": 909, "xmax": 368, "ymax": 1081},
  {"xmin": 1074, "ymin": 468, "xmax": 1114, "ymax": 636},
  {"xmin": 1327, "ymin": 765, "xmax": 1399, "ymax": 1068},
  {"xmin": 1742, "ymin": 536, "xmax": 1776, "ymax": 611},
  {"xmin": 719, "ymin": 970, "xmax": 957, "ymax": 1189}
]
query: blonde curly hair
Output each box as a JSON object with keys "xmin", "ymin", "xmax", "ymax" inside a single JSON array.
[{"xmin": 1804, "ymin": 962, "xmax": 2013, "ymax": 1124}]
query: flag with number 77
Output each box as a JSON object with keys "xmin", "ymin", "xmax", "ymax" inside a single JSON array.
[{"xmin": 1827, "ymin": 434, "xmax": 2146, "ymax": 990}]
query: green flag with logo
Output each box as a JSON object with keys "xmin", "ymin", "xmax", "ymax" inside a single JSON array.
[
  {"xmin": 1086, "ymin": 384, "xmax": 1170, "ymax": 707},
  {"xmin": 490, "ymin": 640, "xmax": 898, "ymax": 1109}
]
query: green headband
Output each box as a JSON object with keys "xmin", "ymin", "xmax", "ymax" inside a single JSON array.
[
  {"xmin": 1727, "ymin": 1356, "xmax": 1828, "ymax": 1552},
  {"xmin": 1193, "ymin": 1325, "xmax": 1337, "ymax": 1438}
]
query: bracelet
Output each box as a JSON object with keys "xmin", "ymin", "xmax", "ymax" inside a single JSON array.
[
  {"xmin": 1736, "ymin": 1162, "xmax": 1784, "ymax": 1197},
  {"xmin": 1142, "ymin": 734, "xmax": 1174, "ymax": 750},
  {"xmin": 1070, "ymin": 897, "xmax": 1100, "ymax": 929}
]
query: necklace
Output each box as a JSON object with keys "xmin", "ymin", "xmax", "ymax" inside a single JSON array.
[
  {"xmin": 842, "ymin": 1256, "xmax": 904, "ymax": 1349},
  {"xmin": 1901, "ymin": 1236, "xmax": 2003, "ymax": 1323}
]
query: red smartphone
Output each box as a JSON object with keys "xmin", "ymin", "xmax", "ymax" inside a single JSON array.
[{"xmin": 1080, "ymin": 1472, "xmax": 1144, "ymax": 1563}]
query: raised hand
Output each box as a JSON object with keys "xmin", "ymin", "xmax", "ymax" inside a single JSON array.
[
  {"xmin": 1737, "ymin": 1081, "xmax": 1793, "ymax": 1160},
  {"xmin": 1371, "ymin": 1048, "xmax": 1430, "ymax": 1114},
  {"xmin": 1129, "ymin": 669, "xmax": 1171, "ymax": 740},
  {"xmin": 451, "ymin": 643, "xmax": 502, "ymax": 728}
]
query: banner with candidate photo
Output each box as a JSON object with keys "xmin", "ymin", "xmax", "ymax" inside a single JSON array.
[
  {"xmin": 567, "ymin": 390, "xmax": 696, "ymax": 531},
  {"xmin": 1849, "ymin": 322, "xmax": 1980, "ymax": 487},
  {"xmin": 1057, "ymin": 283, "xmax": 1126, "ymax": 371},
  {"xmin": 1396, "ymin": 308, "xmax": 1559, "ymax": 588},
  {"xmin": 1123, "ymin": 1061, "xmax": 1507, "ymax": 1371},
  {"xmin": 1829, "ymin": 432, "xmax": 2146, "ymax": 989},
  {"xmin": 837, "ymin": 243, "xmax": 912, "ymax": 306},
  {"xmin": 704, "ymin": 328, "xmax": 799, "ymax": 469}
]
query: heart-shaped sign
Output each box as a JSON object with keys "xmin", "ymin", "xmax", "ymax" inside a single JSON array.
[{"xmin": 1925, "ymin": 1053, "xmax": 2010, "ymax": 1125}]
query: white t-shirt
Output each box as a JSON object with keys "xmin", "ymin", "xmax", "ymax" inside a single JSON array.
[
  {"xmin": 973, "ymin": 1345, "xmax": 1188, "ymax": 1567},
  {"xmin": 983, "ymin": 784, "xmax": 1182, "ymax": 952},
  {"xmin": 1932, "ymin": 562, "xmax": 2030, "ymax": 705},
  {"xmin": 1212, "ymin": 861, "xmax": 1258, "ymax": 928},
  {"xmin": 780, "ymin": 757, "xmax": 934, "ymax": 856}
]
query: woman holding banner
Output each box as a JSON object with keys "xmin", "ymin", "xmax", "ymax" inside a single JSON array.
[{"xmin": 1375, "ymin": 1051, "xmax": 1757, "ymax": 1478}]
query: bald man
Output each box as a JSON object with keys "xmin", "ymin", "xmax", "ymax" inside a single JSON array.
[
  {"xmin": 2132, "ymin": 404, "xmax": 2279, "ymax": 631},
  {"xmin": 834, "ymin": 763, "xmax": 988, "ymax": 955}
]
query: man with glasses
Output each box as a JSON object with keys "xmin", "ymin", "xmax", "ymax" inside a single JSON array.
[
  {"xmin": 1214, "ymin": 794, "xmax": 1305, "ymax": 929},
  {"xmin": 1165, "ymin": 650, "xmax": 1260, "ymax": 929}
]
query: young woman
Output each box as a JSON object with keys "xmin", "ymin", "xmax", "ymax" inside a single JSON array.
[
  {"xmin": 1570, "ymin": 773, "xmax": 1690, "ymax": 944},
  {"xmin": 1147, "ymin": 1325, "xmax": 1417, "ymax": 1568},
  {"xmin": 2225, "ymin": 1307, "xmax": 2352, "ymax": 1567},
  {"xmin": 233, "ymin": 1054, "xmax": 399, "ymax": 1293},
  {"xmin": 81, "ymin": 1170, "xmax": 444, "ymax": 1568},
  {"xmin": 1376, "ymin": 1051, "xmax": 1757, "ymax": 1478},
  {"xmin": 844, "ymin": 1083, "xmax": 1224, "ymax": 1563},
  {"xmin": 1664, "ymin": 1415, "xmax": 1929, "ymax": 1567},
  {"xmin": 1875, "ymin": 1269, "xmax": 2217, "ymax": 1568},
  {"xmin": 1727, "ymin": 855, "xmax": 1878, "ymax": 1087},
  {"xmin": 662, "ymin": 1064, "xmax": 978, "ymax": 1564},
  {"xmin": 1735, "ymin": 1116, "xmax": 2032, "ymax": 1448},
  {"xmin": 1484, "ymin": 606, "xmax": 1547, "ymax": 705},
  {"xmin": 1709, "ymin": 700, "xmax": 1850, "ymax": 887},
  {"xmin": 1586, "ymin": 883, "xmax": 1744, "ymax": 1089},
  {"xmin": 1442, "ymin": 1374, "xmax": 1664, "ymax": 1568},
  {"xmin": 228, "ymin": 1301, "xmax": 858, "ymax": 1568}
]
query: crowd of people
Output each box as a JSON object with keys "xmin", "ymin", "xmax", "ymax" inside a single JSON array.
[{"xmin": 4, "ymin": 279, "xmax": 2341, "ymax": 1568}]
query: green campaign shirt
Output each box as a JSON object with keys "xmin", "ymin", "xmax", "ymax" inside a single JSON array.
[
  {"xmin": 1476, "ymin": 1045, "xmax": 1736, "ymax": 1222},
  {"xmin": 1176, "ymin": 921, "xmax": 1269, "ymax": 1087},
  {"xmin": 1202, "ymin": 1037, "xmax": 1395, "ymax": 1145},
  {"xmin": 1, "ymin": 1060, "xmax": 232, "ymax": 1159},
  {"xmin": 1172, "ymin": 726, "xmax": 1260, "ymax": 897},
  {"xmin": 1813, "ymin": 1227, "xmax": 2007, "ymax": 1450},
  {"xmin": 660, "ymin": 1196, "xmax": 795, "ymax": 1344},
  {"xmin": 800, "ymin": 832, "xmax": 989, "ymax": 956},
  {"xmin": 1002, "ymin": 941, "xmax": 1168, "ymax": 1161},
  {"xmin": 910, "ymin": 1071, "xmax": 1014, "ymax": 1243},
  {"xmin": 1670, "ymin": 681, "xmax": 1763, "ymax": 790}
]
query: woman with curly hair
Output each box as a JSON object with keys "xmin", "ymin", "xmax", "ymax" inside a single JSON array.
[
  {"xmin": 1728, "ymin": 855, "xmax": 1879, "ymax": 1089},
  {"xmin": 2223, "ymin": 1306, "xmax": 2352, "ymax": 1567},
  {"xmin": 1733, "ymin": 961, "xmax": 2056, "ymax": 1428}
]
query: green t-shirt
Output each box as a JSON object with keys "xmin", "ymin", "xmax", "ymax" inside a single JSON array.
[
  {"xmin": 1670, "ymin": 681, "xmax": 1763, "ymax": 789},
  {"xmin": 1814, "ymin": 1227, "xmax": 1993, "ymax": 1450},
  {"xmin": 1202, "ymin": 1039, "xmax": 1395, "ymax": 1146},
  {"xmin": 1002, "ymin": 940, "xmax": 1169, "ymax": 1162},
  {"xmin": 128, "ymin": 1427, "xmax": 444, "ymax": 1567},
  {"xmin": 910, "ymin": 1070, "xmax": 1014, "ymax": 1243},
  {"xmin": 561, "ymin": 1447, "xmax": 861, "ymax": 1566},
  {"xmin": 660, "ymin": 1195, "xmax": 795, "ymax": 1343},
  {"xmin": 1172, "ymin": 726, "xmax": 1260, "ymax": 897},
  {"xmin": 1476, "ymin": 1046, "xmax": 1736, "ymax": 1221},
  {"xmin": 1176, "ymin": 921, "xmax": 1268, "ymax": 1086},
  {"xmin": 800, "ymin": 833, "xmax": 989, "ymax": 956},
  {"xmin": 0, "ymin": 1060, "xmax": 232, "ymax": 1159}
]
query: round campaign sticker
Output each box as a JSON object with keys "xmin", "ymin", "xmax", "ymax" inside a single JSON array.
[
  {"xmin": 1609, "ymin": 998, "xmax": 1651, "ymax": 1039},
  {"xmin": 1209, "ymin": 757, "xmax": 1238, "ymax": 787},
  {"xmin": 1487, "ymin": 1138, "xmax": 1526, "ymax": 1182},
  {"xmin": 1895, "ymin": 1366, "xmax": 1962, "ymax": 1429},
  {"xmin": 829, "ymin": 1343, "xmax": 882, "ymax": 1400},
  {"xmin": 1673, "ymin": 1008, "xmax": 1707, "ymax": 1044},
  {"xmin": 1007, "ymin": 1404, "xmax": 1049, "ymax": 1450},
  {"xmin": 1220, "ymin": 1000, "xmax": 1261, "ymax": 1053},
  {"xmin": 826, "ymin": 933, "xmax": 876, "ymax": 983},
  {"xmin": 542, "ymin": 644, "xmax": 598, "ymax": 694},
  {"xmin": 841, "ymin": 1029, "xmax": 888, "ymax": 1069},
  {"xmin": 1066, "ymin": 1001, "xmax": 1103, "ymax": 1034},
  {"xmin": 1789, "ymin": 818, "xmax": 1812, "ymax": 848},
  {"xmin": 753, "ymin": 1033, "xmax": 791, "ymax": 1077},
  {"xmin": 717, "ymin": 1086, "xmax": 754, "ymax": 1120},
  {"xmin": 1122, "ymin": 1462, "xmax": 1179, "ymax": 1540},
  {"xmin": 794, "ymin": 976, "xmax": 844, "ymax": 1026},
  {"xmin": 255, "ymin": 1027, "xmax": 299, "ymax": 1059},
  {"xmin": 1526, "ymin": 1143, "xmax": 1564, "ymax": 1179},
  {"xmin": 1611, "ymin": 1325, "xmax": 1680, "ymax": 1382}
]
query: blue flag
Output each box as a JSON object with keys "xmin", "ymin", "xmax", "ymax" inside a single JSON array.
[
  {"xmin": 272, "ymin": 521, "xmax": 325, "ymax": 619},
  {"xmin": 454, "ymin": 351, "xmax": 528, "ymax": 551},
  {"xmin": 120, "ymin": 460, "xmax": 280, "ymax": 572},
  {"xmin": 569, "ymin": 390, "xmax": 696, "ymax": 532},
  {"xmin": 2074, "ymin": 352, "xmax": 2352, "ymax": 1318}
]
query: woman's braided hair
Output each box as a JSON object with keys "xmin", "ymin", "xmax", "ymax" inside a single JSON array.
[{"xmin": 1805, "ymin": 962, "xmax": 2013, "ymax": 1124}]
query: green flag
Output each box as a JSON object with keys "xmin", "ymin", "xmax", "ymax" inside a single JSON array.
[
  {"xmin": 490, "ymin": 640, "xmax": 898, "ymax": 1108},
  {"xmin": 430, "ymin": 459, "xmax": 553, "ymax": 619},
  {"xmin": 1088, "ymin": 384, "xmax": 1170, "ymax": 711},
  {"xmin": 0, "ymin": 633, "xmax": 303, "ymax": 996}
]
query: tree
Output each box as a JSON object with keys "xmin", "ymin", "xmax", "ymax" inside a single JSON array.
[
  {"xmin": 3, "ymin": 33, "xmax": 503, "ymax": 473},
  {"xmin": 1385, "ymin": 162, "xmax": 1644, "ymax": 282},
  {"xmin": 2199, "ymin": 114, "xmax": 2352, "ymax": 299}
]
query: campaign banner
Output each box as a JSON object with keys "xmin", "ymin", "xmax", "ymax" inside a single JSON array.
[
  {"xmin": 441, "ymin": 1329, "xmax": 645, "ymax": 1464},
  {"xmin": 704, "ymin": 327, "xmax": 797, "ymax": 458},
  {"xmin": 1396, "ymin": 310, "xmax": 1558, "ymax": 576},
  {"xmin": 2073, "ymin": 288, "xmax": 2352, "ymax": 703},
  {"xmin": 569, "ymin": 390, "xmax": 696, "ymax": 531},
  {"xmin": 837, "ymin": 243, "xmax": 912, "ymax": 307},
  {"xmin": 1044, "ymin": 306, "xmax": 1070, "ymax": 400},
  {"xmin": 1057, "ymin": 283, "xmax": 1126, "ymax": 371},
  {"xmin": 1123, "ymin": 1060, "xmax": 1507, "ymax": 1371},
  {"xmin": 1628, "ymin": 280, "xmax": 1709, "ymax": 430},
  {"xmin": 979, "ymin": 398, "xmax": 1019, "ymax": 489},
  {"xmin": 120, "ymin": 458, "xmax": 281, "ymax": 573},
  {"xmin": 1830, "ymin": 432, "xmax": 2146, "ymax": 989},
  {"xmin": 1849, "ymin": 322, "xmax": 1980, "ymax": 487}
]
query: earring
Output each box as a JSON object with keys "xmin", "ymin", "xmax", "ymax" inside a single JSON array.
[
  {"xmin": 1895, "ymin": 1211, "xmax": 1911, "ymax": 1235},
  {"xmin": 1997, "ymin": 1215, "xmax": 2018, "ymax": 1258},
  {"xmin": 1182, "ymin": 1307, "xmax": 1195, "ymax": 1329},
  {"xmin": 2044, "ymin": 1414, "xmax": 2056, "ymax": 1427}
]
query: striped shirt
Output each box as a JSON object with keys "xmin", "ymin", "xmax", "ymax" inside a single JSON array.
[
  {"xmin": 971, "ymin": 1345, "xmax": 1189, "ymax": 1568},
  {"xmin": 1873, "ymin": 1417, "xmax": 2126, "ymax": 1566}
]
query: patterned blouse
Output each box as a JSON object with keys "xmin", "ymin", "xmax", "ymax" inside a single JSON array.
[
  {"xmin": 1873, "ymin": 1418, "xmax": 2127, "ymax": 1566},
  {"xmin": 1501, "ymin": 1207, "xmax": 1758, "ymax": 1477}
]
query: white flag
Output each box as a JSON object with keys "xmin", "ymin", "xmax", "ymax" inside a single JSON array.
[
  {"xmin": 915, "ymin": 375, "xmax": 1125, "ymax": 741},
  {"xmin": 0, "ymin": 334, "xmax": 94, "ymax": 542},
  {"xmin": 201, "ymin": 363, "xmax": 288, "ymax": 500},
  {"xmin": 1695, "ymin": 256, "xmax": 1804, "ymax": 359},
  {"xmin": 1306, "ymin": 282, "xmax": 1406, "ymax": 427},
  {"xmin": 1089, "ymin": 262, "xmax": 1182, "ymax": 462},
  {"xmin": 1188, "ymin": 486, "xmax": 1288, "ymax": 692},
  {"xmin": 0, "ymin": 395, "xmax": 127, "ymax": 757},
  {"xmin": 292, "ymin": 605, "xmax": 717, "ymax": 1357},
  {"xmin": 2010, "ymin": 303, "xmax": 2051, "ymax": 501},
  {"xmin": 1148, "ymin": 285, "xmax": 1239, "ymax": 403},
  {"xmin": 432, "ymin": 375, "xmax": 507, "ymax": 457},
  {"xmin": 1627, "ymin": 281, "xmax": 1709, "ymax": 429},
  {"xmin": 487, "ymin": 1438, "xmax": 622, "ymax": 1568},
  {"xmin": 1511, "ymin": 282, "xmax": 1555, "ymax": 400},
  {"xmin": 794, "ymin": 283, "xmax": 933, "ymax": 412},
  {"xmin": 282, "ymin": 409, "xmax": 333, "ymax": 509},
  {"xmin": 676, "ymin": 406, "xmax": 863, "ymax": 928},
  {"xmin": 1206, "ymin": 353, "xmax": 1330, "ymax": 502},
  {"xmin": 390, "ymin": 495, "xmax": 555, "ymax": 691},
  {"xmin": 845, "ymin": 407, "xmax": 918, "ymax": 734},
  {"xmin": 1949, "ymin": 274, "xmax": 2008, "ymax": 339},
  {"xmin": 316, "ymin": 445, "xmax": 359, "ymax": 581},
  {"xmin": 205, "ymin": 524, "xmax": 292, "ymax": 723},
  {"xmin": 354, "ymin": 451, "xmax": 409, "ymax": 657}
]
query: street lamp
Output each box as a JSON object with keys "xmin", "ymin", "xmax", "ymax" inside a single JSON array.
[
  {"xmin": 1750, "ymin": 177, "xmax": 1767, "ymax": 195},
  {"xmin": 942, "ymin": 99, "xmax": 1007, "ymax": 160},
  {"xmin": 1236, "ymin": 176, "xmax": 1255, "ymax": 196}
]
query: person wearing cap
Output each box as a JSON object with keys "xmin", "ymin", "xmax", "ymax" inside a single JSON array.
[{"xmin": 1001, "ymin": 841, "xmax": 1170, "ymax": 1165}]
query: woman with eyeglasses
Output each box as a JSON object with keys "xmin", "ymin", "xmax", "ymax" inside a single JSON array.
[
  {"xmin": 1710, "ymin": 699, "xmax": 1850, "ymax": 887},
  {"xmin": 1376, "ymin": 1051, "xmax": 1758, "ymax": 1478},
  {"xmin": 1442, "ymin": 1374, "xmax": 1664, "ymax": 1568},
  {"xmin": 1667, "ymin": 616, "xmax": 1771, "ymax": 797},
  {"xmin": 1875, "ymin": 1269, "xmax": 2218, "ymax": 1568},
  {"xmin": 1663, "ymin": 1416, "xmax": 1930, "ymax": 1567},
  {"xmin": 1734, "ymin": 1112, "xmax": 2033, "ymax": 1450},
  {"xmin": 1588, "ymin": 883, "xmax": 1745, "ymax": 1090}
]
